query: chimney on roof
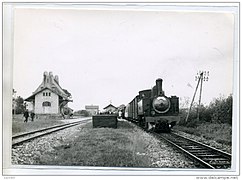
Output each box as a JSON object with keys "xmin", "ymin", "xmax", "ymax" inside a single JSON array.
[
  {"xmin": 49, "ymin": 72, "xmax": 54, "ymax": 83},
  {"xmin": 43, "ymin": 71, "xmax": 48, "ymax": 85},
  {"xmin": 54, "ymin": 75, "xmax": 59, "ymax": 84}
]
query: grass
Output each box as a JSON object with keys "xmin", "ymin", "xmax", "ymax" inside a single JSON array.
[
  {"xmin": 174, "ymin": 122, "xmax": 232, "ymax": 145},
  {"xmin": 12, "ymin": 114, "xmax": 65, "ymax": 135},
  {"xmin": 37, "ymin": 121, "xmax": 153, "ymax": 167}
]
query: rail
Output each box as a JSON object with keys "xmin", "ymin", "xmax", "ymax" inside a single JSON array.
[
  {"xmin": 155, "ymin": 132, "xmax": 231, "ymax": 169},
  {"xmin": 12, "ymin": 118, "xmax": 91, "ymax": 147}
]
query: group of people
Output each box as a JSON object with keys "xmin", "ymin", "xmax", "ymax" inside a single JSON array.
[{"xmin": 23, "ymin": 110, "xmax": 35, "ymax": 123}]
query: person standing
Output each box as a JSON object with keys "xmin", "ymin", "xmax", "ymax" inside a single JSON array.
[
  {"xmin": 23, "ymin": 110, "xmax": 29, "ymax": 123},
  {"xmin": 118, "ymin": 111, "xmax": 122, "ymax": 119},
  {"xmin": 30, "ymin": 112, "xmax": 35, "ymax": 121}
]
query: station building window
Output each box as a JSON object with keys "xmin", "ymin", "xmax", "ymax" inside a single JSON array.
[
  {"xmin": 43, "ymin": 92, "xmax": 51, "ymax": 96},
  {"xmin": 42, "ymin": 101, "xmax": 51, "ymax": 107}
]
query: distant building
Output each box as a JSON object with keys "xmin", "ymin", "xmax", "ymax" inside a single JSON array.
[
  {"xmin": 26, "ymin": 102, "xmax": 34, "ymax": 112},
  {"xmin": 85, "ymin": 105, "xmax": 99, "ymax": 115},
  {"xmin": 117, "ymin": 104, "xmax": 126, "ymax": 111},
  {"xmin": 25, "ymin": 71, "xmax": 72, "ymax": 115},
  {"xmin": 103, "ymin": 104, "xmax": 117, "ymax": 114}
]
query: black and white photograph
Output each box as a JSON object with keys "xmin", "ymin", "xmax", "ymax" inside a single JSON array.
[{"xmin": 2, "ymin": 2, "xmax": 239, "ymax": 177}]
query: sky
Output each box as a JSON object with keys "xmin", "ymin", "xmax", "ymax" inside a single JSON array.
[{"xmin": 12, "ymin": 6, "xmax": 235, "ymax": 111}]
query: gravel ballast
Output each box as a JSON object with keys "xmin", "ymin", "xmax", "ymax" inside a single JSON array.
[{"xmin": 12, "ymin": 119, "xmax": 197, "ymax": 168}]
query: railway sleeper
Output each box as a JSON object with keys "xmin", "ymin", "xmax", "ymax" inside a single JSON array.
[
  {"xmin": 174, "ymin": 142, "xmax": 190, "ymax": 145},
  {"xmin": 189, "ymin": 152, "xmax": 213, "ymax": 155},
  {"xmin": 196, "ymin": 154, "xmax": 222, "ymax": 158},
  {"xmin": 211, "ymin": 163, "xmax": 231, "ymax": 166},
  {"xmin": 188, "ymin": 150, "xmax": 212, "ymax": 153},
  {"xmin": 202, "ymin": 158, "xmax": 229, "ymax": 161},
  {"xmin": 190, "ymin": 153, "xmax": 219, "ymax": 157},
  {"xmin": 211, "ymin": 164, "xmax": 231, "ymax": 169},
  {"xmin": 182, "ymin": 146, "xmax": 207, "ymax": 149},
  {"xmin": 184, "ymin": 148, "xmax": 208, "ymax": 151},
  {"xmin": 181, "ymin": 144, "xmax": 198, "ymax": 148}
]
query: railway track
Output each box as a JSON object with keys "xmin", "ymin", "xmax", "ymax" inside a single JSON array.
[
  {"xmin": 12, "ymin": 118, "xmax": 91, "ymax": 147},
  {"xmin": 155, "ymin": 132, "xmax": 231, "ymax": 169}
]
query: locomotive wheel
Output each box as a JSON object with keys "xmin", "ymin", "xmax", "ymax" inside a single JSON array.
[
  {"xmin": 145, "ymin": 122, "xmax": 154, "ymax": 132},
  {"xmin": 139, "ymin": 117, "xmax": 146, "ymax": 128},
  {"xmin": 145, "ymin": 122, "xmax": 149, "ymax": 130},
  {"xmin": 154, "ymin": 122, "xmax": 171, "ymax": 133},
  {"xmin": 165, "ymin": 123, "xmax": 171, "ymax": 133},
  {"xmin": 138, "ymin": 116, "xmax": 142, "ymax": 127}
]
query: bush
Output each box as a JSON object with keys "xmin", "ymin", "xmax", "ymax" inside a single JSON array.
[
  {"xmin": 74, "ymin": 110, "xmax": 90, "ymax": 117},
  {"xmin": 175, "ymin": 122, "xmax": 232, "ymax": 145},
  {"xmin": 179, "ymin": 94, "xmax": 233, "ymax": 126},
  {"xmin": 209, "ymin": 95, "xmax": 232, "ymax": 124},
  {"xmin": 197, "ymin": 123, "xmax": 232, "ymax": 145},
  {"xmin": 186, "ymin": 118, "xmax": 200, "ymax": 128}
]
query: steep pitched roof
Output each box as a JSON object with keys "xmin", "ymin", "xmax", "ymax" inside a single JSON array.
[
  {"xmin": 25, "ymin": 87, "xmax": 52, "ymax": 101},
  {"xmin": 25, "ymin": 71, "xmax": 72, "ymax": 102},
  {"xmin": 103, "ymin": 104, "xmax": 117, "ymax": 110}
]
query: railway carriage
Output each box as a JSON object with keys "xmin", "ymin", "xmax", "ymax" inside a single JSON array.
[{"xmin": 125, "ymin": 78, "xmax": 180, "ymax": 132}]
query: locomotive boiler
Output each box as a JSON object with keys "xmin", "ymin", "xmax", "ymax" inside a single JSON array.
[{"xmin": 125, "ymin": 78, "xmax": 180, "ymax": 132}]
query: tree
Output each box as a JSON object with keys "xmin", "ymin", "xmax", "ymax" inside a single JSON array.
[
  {"xmin": 209, "ymin": 95, "xmax": 232, "ymax": 124},
  {"xmin": 13, "ymin": 96, "xmax": 26, "ymax": 114},
  {"xmin": 74, "ymin": 110, "xmax": 90, "ymax": 117},
  {"xmin": 180, "ymin": 96, "xmax": 191, "ymax": 109}
]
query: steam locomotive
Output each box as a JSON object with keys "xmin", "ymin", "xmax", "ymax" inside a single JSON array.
[{"xmin": 124, "ymin": 78, "xmax": 180, "ymax": 132}]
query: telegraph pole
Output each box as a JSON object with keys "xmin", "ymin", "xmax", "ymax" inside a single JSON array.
[
  {"xmin": 197, "ymin": 71, "xmax": 209, "ymax": 121},
  {"xmin": 185, "ymin": 71, "xmax": 209, "ymax": 122},
  {"xmin": 185, "ymin": 72, "xmax": 202, "ymax": 122},
  {"xmin": 197, "ymin": 72, "xmax": 203, "ymax": 121}
]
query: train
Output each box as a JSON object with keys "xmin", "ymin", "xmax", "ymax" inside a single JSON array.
[{"xmin": 124, "ymin": 78, "xmax": 180, "ymax": 132}]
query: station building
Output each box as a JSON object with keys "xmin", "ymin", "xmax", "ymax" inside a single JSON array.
[
  {"xmin": 103, "ymin": 104, "xmax": 118, "ymax": 114},
  {"xmin": 25, "ymin": 71, "xmax": 72, "ymax": 115},
  {"xmin": 85, "ymin": 105, "xmax": 99, "ymax": 116}
]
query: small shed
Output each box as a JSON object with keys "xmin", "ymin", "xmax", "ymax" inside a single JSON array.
[{"xmin": 92, "ymin": 114, "xmax": 118, "ymax": 128}]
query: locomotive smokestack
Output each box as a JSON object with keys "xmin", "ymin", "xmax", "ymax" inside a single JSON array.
[{"xmin": 156, "ymin": 78, "xmax": 163, "ymax": 95}]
